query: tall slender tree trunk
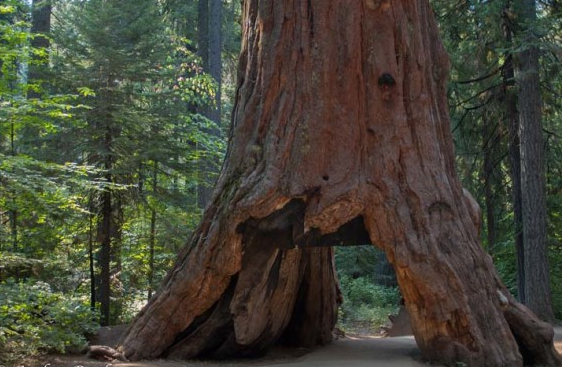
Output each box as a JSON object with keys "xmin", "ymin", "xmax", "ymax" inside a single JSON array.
[
  {"xmin": 148, "ymin": 162, "xmax": 157, "ymax": 300},
  {"xmin": 120, "ymin": 2, "xmax": 561, "ymax": 366},
  {"xmin": 9, "ymin": 122, "xmax": 17, "ymax": 253},
  {"xmin": 28, "ymin": 0, "xmax": 51, "ymax": 99},
  {"xmin": 196, "ymin": 0, "xmax": 223, "ymax": 209},
  {"xmin": 9, "ymin": 202, "xmax": 17, "ymax": 253},
  {"xmin": 507, "ymin": 69, "xmax": 525, "ymax": 302},
  {"xmin": 30, "ymin": 0, "xmax": 51, "ymax": 50},
  {"xmin": 482, "ymin": 113, "xmax": 502, "ymax": 254},
  {"xmin": 502, "ymin": 7, "xmax": 526, "ymax": 304},
  {"xmin": 197, "ymin": 0, "xmax": 222, "ymax": 122},
  {"xmin": 98, "ymin": 126, "xmax": 114, "ymax": 326},
  {"xmin": 208, "ymin": 0, "xmax": 222, "ymax": 123},
  {"xmin": 197, "ymin": 0, "xmax": 209, "ymax": 69},
  {"xmin": 196, "ymin": 0, "xmax": 210, "ymax": 209},
  {"xmin": 99, "ymin": 178, "xmax": 112, "ymax": 325},
  {"xmin": 89, "ymin": 197, "xmax": 96, "ymax": 311},
  {"xmin": 513, "ymin": 0, "xmax": 555, "ymax": 322},
  {"xmin": 98, "ymin": 193, "xmax": 112, "ymax": 326}
]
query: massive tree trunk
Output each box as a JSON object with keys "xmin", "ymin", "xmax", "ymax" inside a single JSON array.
[{"xmin": 119, "ymin": 1, "xmax": 561, "ymax": 366}]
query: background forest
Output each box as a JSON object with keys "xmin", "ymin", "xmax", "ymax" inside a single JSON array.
[{"xmin": 0, "ymin": 0, "xmax": 561, "ymax": 364}]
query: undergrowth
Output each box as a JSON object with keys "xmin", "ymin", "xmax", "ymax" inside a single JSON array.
[
  {"xmin": 0, "ymin": 279, "xmax": 98, "ymax": 365},
  {"xmin": 337, "ymin": 274, "xmax": 400, "ymax": 334}
]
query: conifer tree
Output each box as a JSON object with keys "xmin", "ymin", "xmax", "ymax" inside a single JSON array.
[
  {"xmin": 431, "ymin": 0, "xmax": 559, "ymax": 320},
  {"xmin": 51, "ymin": 0, "xmax": 222, "ymax": 324},
  {"xmin": 52, "ymin": 0, "xmax": 173, "ymax": 325}
]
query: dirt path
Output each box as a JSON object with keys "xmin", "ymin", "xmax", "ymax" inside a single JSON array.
[
  {"xmin": 36, "ymin": 335, "xmax": 426, "ymax": 367},
  {"xmin": 262, "ymin": 335, "xmax": 425, "ymax": 367},
  {"xmin": 31, "ymin": 327, "xmax": 562, "ymax": 367}
]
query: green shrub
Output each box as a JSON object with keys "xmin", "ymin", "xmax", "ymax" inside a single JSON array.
[
  {"xmin": 549, "ymin": 243, "xmax": 562, "ymax": 320},
  {"xmin": 340, "ymin": 275, "xmax": 400, "ymax": 307},
  {"xmin": 0, "ymin": 279, "xmax": 99, "ymax": 364},
  {"xmin": 338, "ymin": 274, "xmax": 400, "ymax": 332}
]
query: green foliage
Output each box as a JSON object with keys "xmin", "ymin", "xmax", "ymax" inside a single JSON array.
[
  {"xmin": 0, "ymin": 154, "xmax": 105, "ymax": 254},
  {"xmin": 0, "ymin": 0, "xmax": 232, "ymax": 353},
  {"xmin": 335, "ymin": 246, "xmax": 400, "ymax": 332},
  {"xmin": 549, "ymin": 243, "xmax": 562, "ymax": 320},
  {"xmin": 0, "ymin": 1, "xmax": 102, "ymax": 256},
  {"xmin": 492, "ymin": 239, "xmax": 519, "ymax": 297},
  {"xmin": 0, "ymin": 1, "xmax": 31, "ymax": 95},
  {"xmin": 340, "ymin": 275, "xmax": 400, "ymax": 308},
  {"xmin": 46, "ymin": 0, "xmax": 225, "ymax": 323},
  {"xmin": 431, "ymin": 0, "xmax": 562, "ymax": 319},
  {"xmin": 338, "ymin": 274, "xmax": 400, "ymax": 332},
  {"xmin": 0, "ymin": 280, "xmax": 98, "ymax": 364},
  {"xmin": 335, "ymin": 246, "xmax": 380, "ymax": 278}
]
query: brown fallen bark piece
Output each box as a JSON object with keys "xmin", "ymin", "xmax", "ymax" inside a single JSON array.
[{"xmin": 86, "ymin": 345, "xmax": 128, "ymax": 362}]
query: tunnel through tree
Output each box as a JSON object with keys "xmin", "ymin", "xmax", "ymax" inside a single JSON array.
[{"xmin": 119, "ymin": 1, "xmax": 562, "ymax": 366}]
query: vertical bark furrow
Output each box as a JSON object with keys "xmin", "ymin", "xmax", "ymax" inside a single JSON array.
[
  {"xmin": 280, "ymin": 247, "xmax": 339, "ymax": 347},
  {"xmin": 166, "ymin": 277, "xmax": 237, "ymax": 359}
]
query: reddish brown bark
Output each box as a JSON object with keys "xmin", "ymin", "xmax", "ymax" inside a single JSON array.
[{"xmin": 119, "ymin": 1, "xmax": 562, "ymax": 366}]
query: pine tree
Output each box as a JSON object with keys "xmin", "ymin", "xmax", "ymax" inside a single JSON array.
[
  {"xmin": 51, "ymin": 0, "xmax": 223, "ymax": 324},
  {"xmin": 52, "ymin": 0, "xmax": 173, "ymax": 325}
]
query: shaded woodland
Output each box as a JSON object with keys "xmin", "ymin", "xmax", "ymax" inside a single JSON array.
[{"xmin": 1, "ymin": 0, "xmax": 562, "ymax": 365}]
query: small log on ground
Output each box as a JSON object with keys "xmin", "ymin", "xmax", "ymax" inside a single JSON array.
[{"xmin": 86, "ymin": 345, "xmax": 128, "ymax": 362}]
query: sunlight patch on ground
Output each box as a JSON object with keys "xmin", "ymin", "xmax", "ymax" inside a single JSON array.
[{"xmin": 344, "ymin": 333, "xmax": 384, "ymax": 340}]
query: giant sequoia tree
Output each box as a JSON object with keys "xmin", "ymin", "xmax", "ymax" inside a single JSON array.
[{"xmin": 119, "ymin": 1, "xmax": 562, "ymax": 366}]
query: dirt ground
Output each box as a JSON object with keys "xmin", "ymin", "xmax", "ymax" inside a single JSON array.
[{"xmin": 17, "ymin": 327, "xmax": 562, "ymax": 367}]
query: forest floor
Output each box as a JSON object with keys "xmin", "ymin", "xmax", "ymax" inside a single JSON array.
[{"xmin": 20, "ymin": 326, "xmax": 562, "ymax": 367}]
